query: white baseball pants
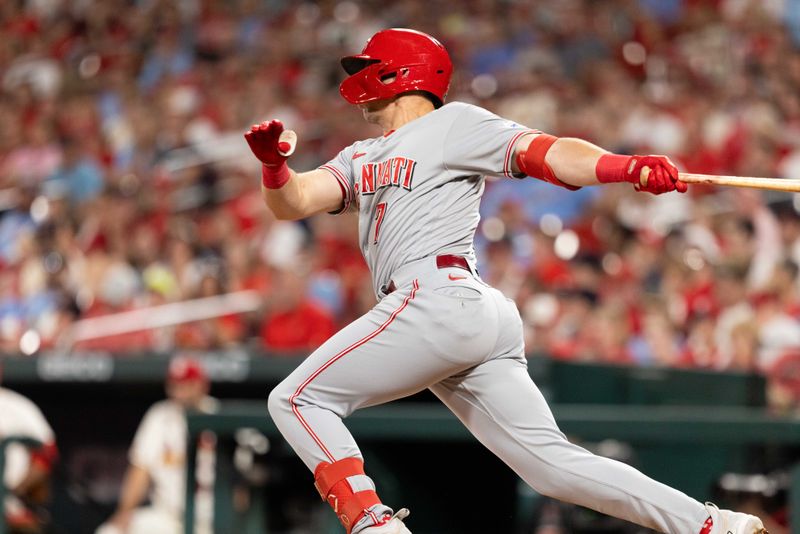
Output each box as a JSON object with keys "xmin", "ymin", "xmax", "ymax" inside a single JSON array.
[{"xmin": 267, "ymin": 257, "xmax": 709, "ymax": 533}]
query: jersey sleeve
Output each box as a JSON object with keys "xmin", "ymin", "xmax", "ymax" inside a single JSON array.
[
  {"xmin": 4, "ymin": 393, "xmax": 55, "ymax": 444},
  {"xmin": 129, "ymin": 405, "xmax": 163, "ymax": 470},
  {"xmin": 318, "ymin": 144, "xmax": 358, "ymax": 215},
  {"xmin": 443, "ymin": 104, "xmax": 539, "ymax": 179}
]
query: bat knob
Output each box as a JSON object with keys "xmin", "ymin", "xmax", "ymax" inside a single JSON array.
[
  {"xmin": 278, "ymin": 130, "xmax": 297, "ymax": 157},
  {"xmin": 639, "ymin": 166, "xmax": 651, "ymax": 188}
]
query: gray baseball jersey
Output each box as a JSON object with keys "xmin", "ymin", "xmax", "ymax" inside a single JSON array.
[
  {"xmin": 319, "ymin": 102, "xmax": 535, "ymax": 297},
  {"xmin": 268, "ymin": 101, "xmax": 711, "ymax": 534}
]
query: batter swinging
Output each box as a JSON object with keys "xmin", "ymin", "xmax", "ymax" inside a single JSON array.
[{"xmin": 246, "ymin": 28, "xmax": 767, "ymax": 534}]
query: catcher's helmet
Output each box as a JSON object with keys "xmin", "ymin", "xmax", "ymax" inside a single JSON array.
[{"xmin": 339, "ymin": 28, "xmax": 453, "ymax": 107}]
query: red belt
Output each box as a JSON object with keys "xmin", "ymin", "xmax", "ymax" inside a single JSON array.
[{"xmin": 383, "ymin": 254, "xmax": 470, "ymax": 295}]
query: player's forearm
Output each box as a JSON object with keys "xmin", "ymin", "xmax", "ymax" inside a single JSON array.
[
  {"xmin": 246, "ymin": 119, "xmax": 308, "ymax": 219},
  {"xmin": 115, "ymin": 464, "xmax": 150, "ymax": 513},
  {"xmin": 261, "ymin": 168, "xmax": 308, "ymax": 220},
  {"xmin": 545, "ymin": 137, "xmax": 608, "ymax": 187},
  {"xmin": 515, "ymin": 134, "xmax": 685, "ymax": 194},
  {"xmin": 246, "ymin": 121, "xmax": 345, "ymax": 219},
  {"xmin": 513, "ymin": 135, "xmax": 607, "ymax": 189}
]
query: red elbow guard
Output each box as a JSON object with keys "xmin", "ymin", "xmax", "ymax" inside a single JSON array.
[{"xmin": 515, "ymin": 134, "xmax": 580, "ymax": 191}]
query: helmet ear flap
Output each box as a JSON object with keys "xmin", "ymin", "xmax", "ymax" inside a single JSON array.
[
  {"xmin": 378, "ymin": 68, "xmax": 411, "ymax": 87},
  {"xmin": 379, "ymin": 68, "xmax": 406, "ymax": 84}
]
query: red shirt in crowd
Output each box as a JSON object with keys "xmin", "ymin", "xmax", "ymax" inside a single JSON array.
[{"xmin": 261, "ymin": 301, "xmax": 336, "ymax": 353}]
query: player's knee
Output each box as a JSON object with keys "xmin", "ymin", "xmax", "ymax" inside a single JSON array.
[
  {"xmin": 268, "ymin": 375, "xmax": 340, "ymax": 423},
  {"xmin": 267, "ymin": 381, "xmax": 294, "ymax": 421}
]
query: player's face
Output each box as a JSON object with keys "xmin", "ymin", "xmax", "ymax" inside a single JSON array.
[{"xmin": 166, "ymin": 379, "xmax": 208, "ymax": 408}]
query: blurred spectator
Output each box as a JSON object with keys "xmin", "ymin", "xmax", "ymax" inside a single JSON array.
[
  {"xmin": 95, "ymin": 357, "xmax": 216, "ymax": 534},
  {"xmin": 0, "ymin": 186, "xmax": 36, "ymax": 266},
  {"xmin": 629, "ymin": 298, "xmax": 683, "ymax": 367},
  {"xmin": 46, "ymin": 138, "xmax": 103, "ymax": 205},
  {"xmin": 174, "ymin": 270, "xmax": 246, "ymax": 349},
  {"xmin": 729, "ymin": 321, "xmax": 759, "ymax": 372},
  {"xmin": 1, "ymin": 120, "xmax": 61, "ymax": 187},
  {"xmin": 714, "ymin": 266, "xmax": 755, "ymax": 369},
  {"xmin": 0, "ymin": 363, "xmax": 58, "ymax": 534},
  {"xmin": 260, "ymin": 267, "xmax": 336, "ymax": 353},
  {"xmin": 754, "ymin": 291, "xmax": 800, "ymax": 370}
]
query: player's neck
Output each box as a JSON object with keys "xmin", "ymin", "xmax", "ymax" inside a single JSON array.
[{"xmin": 373, "ymin": 95, "xmax": 435, "ymax": 134}]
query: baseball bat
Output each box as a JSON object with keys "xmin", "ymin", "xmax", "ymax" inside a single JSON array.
[{"xmin": 678, "ymin": 172, "xmax": 800, "ymax": 193}]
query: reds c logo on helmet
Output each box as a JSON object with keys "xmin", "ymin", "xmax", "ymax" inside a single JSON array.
[{"xmin": 339, "ymin": 28, "xmax": 453, "ymax": 108}]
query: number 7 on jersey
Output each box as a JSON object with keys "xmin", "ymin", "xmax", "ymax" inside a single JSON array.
[{"xmin": 373, "ymin": 202, "xmax": 387, "ymax": 245}]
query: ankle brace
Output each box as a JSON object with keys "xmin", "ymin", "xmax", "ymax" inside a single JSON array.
[{"xmin": 315, "ymin": 457, "xmax": 385, "ymax": 533}]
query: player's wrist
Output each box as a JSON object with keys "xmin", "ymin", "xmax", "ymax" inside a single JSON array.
[
  {"xmin": 261, "ymin": 162, "xmax": 291, "ymax": 189},
  {"xmin": 595, "ymin": 154, "xmax": 633, "ymax": 184}
]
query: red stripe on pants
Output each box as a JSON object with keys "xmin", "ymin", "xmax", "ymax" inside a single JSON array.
[{"xmin": 289, "ymin": 280, "xmax": 420, "ymax": 461}]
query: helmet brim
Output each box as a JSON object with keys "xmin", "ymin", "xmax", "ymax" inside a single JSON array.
[{"xmin": 341, "ymin": 55, "xmax": 380, "ymax": 75}]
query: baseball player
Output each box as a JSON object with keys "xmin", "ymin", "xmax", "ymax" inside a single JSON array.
[
  {"xmin": 96, "ymin": 357, "xmax": 216, "ymax": 534},
  {"xmin": 0, "ymin": 366, "xmax": 57, "ymax": 534},
  {"xmin": 247, "ymin": 29, "xmax": 767, "ymax": 534}
]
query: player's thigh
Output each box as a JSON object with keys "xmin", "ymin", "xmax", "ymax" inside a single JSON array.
[
  {"xmin": 272, "ymin": 281, "xmax": 496, "ymax": 417},
  {"xmin": 430, "ymin": 356, "xmax": 562, "ymax": 444}
]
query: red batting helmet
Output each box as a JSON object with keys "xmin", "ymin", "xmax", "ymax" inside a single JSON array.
[{"xmin": 339, "ymin": 28, "xmax": 453, "ymax": 107}]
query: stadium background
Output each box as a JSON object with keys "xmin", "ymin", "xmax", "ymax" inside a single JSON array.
[{"xmin": 2, "ymin": 0, "xmax": 800, "ymax": 532}]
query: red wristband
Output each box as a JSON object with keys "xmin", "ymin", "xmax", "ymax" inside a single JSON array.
[
  {"xmin": 595, "ymin": 154, "xmax": 632, "ymax": 184},
  {"xmin": 261, "ymin": 163, "xmax": 290, "ymax": 189}
]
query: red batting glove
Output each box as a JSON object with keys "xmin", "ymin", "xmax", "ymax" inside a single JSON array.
[
  {"xmin": 595, "ymin": 154, "xmax": 687, "ymax": 195},
  {"xmin": 244, "ymin": 120, "xmax": 293, "ymax": 189}
]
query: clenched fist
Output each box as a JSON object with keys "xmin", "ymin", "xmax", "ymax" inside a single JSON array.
[
  {"xmin": 596, "ymin": 154, "xmax": 687, "ymax": 195},
  {"xmin": 244, "ymin": 120, "xmax": 297, "ymax": 189},
  {"xmin": 244, "ymin": 120, "xmax": 295, "ymax": 166}
]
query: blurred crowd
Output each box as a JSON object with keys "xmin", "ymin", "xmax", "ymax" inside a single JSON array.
[{"xmin": 2, "ymin": 0, "xmax": 800, "ymax": 401}]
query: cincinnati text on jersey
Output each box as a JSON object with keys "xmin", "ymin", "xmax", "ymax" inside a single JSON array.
[{"xmin": 358, "ymin": 157, "xmax": 418, "ymax": 195}]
